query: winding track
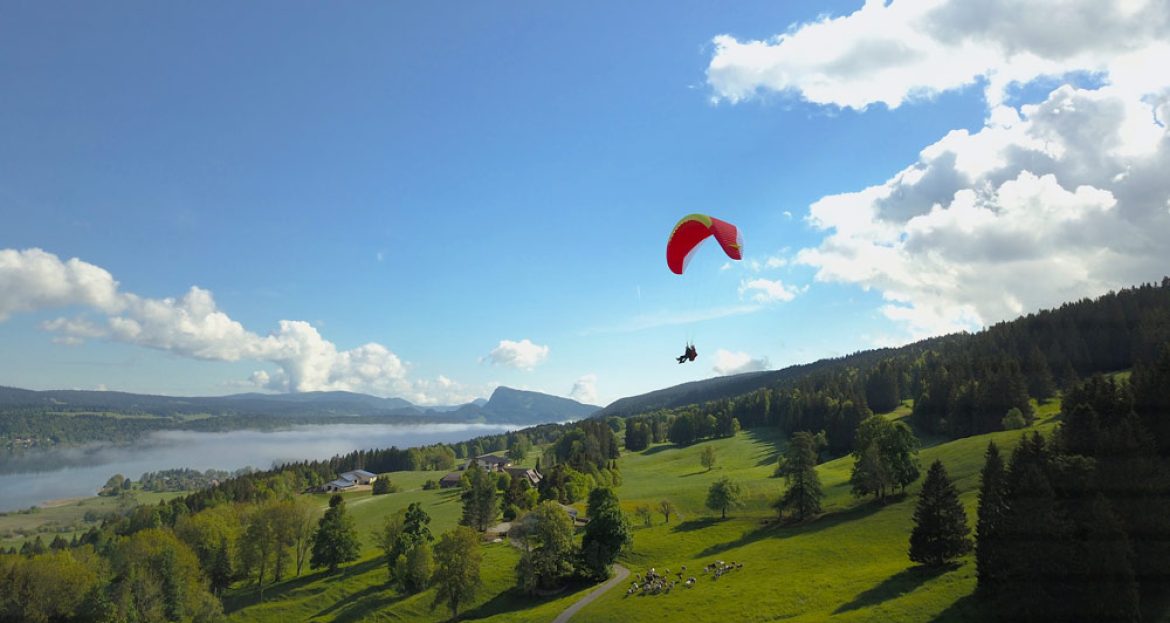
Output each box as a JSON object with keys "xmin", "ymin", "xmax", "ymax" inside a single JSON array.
[{"xmin": 551, "ymin": 563, "xmax": 630, "ymax": 623}]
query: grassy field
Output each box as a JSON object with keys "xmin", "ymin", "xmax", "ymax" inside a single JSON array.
[
  {"xmin": 0, "ymin": 490, "xmax": 187, "ymax": 549},
  {"xmin": 224, "ymin": 401, "xmax": 1063, "ymax": 622},
  {"xmin": 225, "ymin": 464, "xmax": 603, "ymax": 623},
  {"xmin": 578, "ymin": 401, "xmax": 1061, "ymax": 623}
]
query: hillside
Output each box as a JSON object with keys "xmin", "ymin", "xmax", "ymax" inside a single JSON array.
[
  {"xmin": 218, "ymin": 402, "xmax": 1065, "ymax": 623},
  {"xmin": 597, "ymin": 338, "xmax": 957, "ymax": 418},
  {"xmin": 600, "ymin": 280, "xmax": 1170, "ymax": 423}
]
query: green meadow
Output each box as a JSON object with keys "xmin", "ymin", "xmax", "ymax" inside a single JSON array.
[
  {"xmin": 0, "ymin": 490, "xmax": 185, "ymax": 550},
  {"xmin": 221, "ymin": 400, "xmax": 1061, "ymax": 622}
]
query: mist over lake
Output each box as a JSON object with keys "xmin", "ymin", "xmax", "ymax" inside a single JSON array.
[{"xmin": 0, "ymin": 422, "xmax": 515, "ymax": 512}]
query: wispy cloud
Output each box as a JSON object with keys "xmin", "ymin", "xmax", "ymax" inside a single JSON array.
[
  {"xmin": 711, "ymin": 349, "xmax": 770, "ymax": 375},
  {"xmin": 739, "ymin": 278, "xmax": 800, "ymax": 303}
]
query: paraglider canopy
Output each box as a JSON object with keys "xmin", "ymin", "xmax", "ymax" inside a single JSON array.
[{"xmin": 666, "ymin": 213, "xmax": 742, "ymax": 275}]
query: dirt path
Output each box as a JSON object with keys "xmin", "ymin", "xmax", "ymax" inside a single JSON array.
[{"xmin": 551, "ymin": 563, "xmax": 629, "ymax": 623}]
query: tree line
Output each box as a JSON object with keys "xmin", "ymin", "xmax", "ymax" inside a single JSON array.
[{"xmin": 620, "ymin": 280, "xmax": 1170, "ymax": 456}]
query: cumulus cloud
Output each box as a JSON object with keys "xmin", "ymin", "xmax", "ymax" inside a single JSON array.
[
  {"xmin": 569, "ymin": 374, "xmax": 599, "ymax": 405},
  {"xmin": 707, "ymin": 0, "xmax": 1170, "ymax": 109},
  {"xmin": 483, "ymin": 339, "xmax": 550, "ymax": 370},
  {"xmin": 712, "ymin": 349, "xmax": 770, "ymax": 375},
  {"xmin": 0, "ymin": 248, "xmax": 122, "ymax": 321},
  {"xmin": 0, "ymin": 248, "xmax": 473, "ymax": 402},
  {"xmin": 739, "ymin": 278, "xmax": 800, "ymax": 303},
  {"xmin": 796, "ymin": 82, "xmax": 1170, "ymax": 337},
  {"xmin": 710, "ymin": 0, "xmax": 1170, "ymax": 338}
]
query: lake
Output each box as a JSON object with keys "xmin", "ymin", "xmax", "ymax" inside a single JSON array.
[{"xmin": 0, "ymin": 422, "xmax": 515, "ymax": 512}]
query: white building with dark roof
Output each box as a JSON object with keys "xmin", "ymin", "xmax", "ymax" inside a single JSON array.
[
  {"xmin": 464, "ymin": 454, "xmax": 512, "ymax": 472},
  {"xmin": 340, "ymin": 469, "xmax": 377, "ymax": 485}
]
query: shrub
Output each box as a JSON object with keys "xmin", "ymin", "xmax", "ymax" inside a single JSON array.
[{"xmin": 1002, "ymin": 408, "xmax": 1027, "ymax": 430}]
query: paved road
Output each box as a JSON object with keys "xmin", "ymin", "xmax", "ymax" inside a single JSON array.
[{"xmin": 551, "ymin": 563, "xmax": 630, "ymax": 623}]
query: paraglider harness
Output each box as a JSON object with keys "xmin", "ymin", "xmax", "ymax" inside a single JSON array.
[{"xmin": 676, "ymin": 343, "xmax": 697, "ymax": 364}]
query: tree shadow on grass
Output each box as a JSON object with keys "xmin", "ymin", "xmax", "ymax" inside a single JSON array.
[
  {"xmin": 317, "ymin": 583, "xmax": 403, "ymax": 622},
  {"xmin": 223, "ymin": 557, "xmax": 384, "ymax": 614},
  {"xmin": 929, "ymin": 593, "xmax": 988, "ymax": 622},
  {"xmin": 694, "ymin": 500, "xmax": 889, "ymax": 559},
  {"xmin": 458, "ymin": 582, "xmax": 593, "ymax": 621},
  {"xmin": 833, "ymin": 564, "xmax": 956, "ymax": 614},
  {"xmin": 640, "ymin": 444, "xmax": 679, "ymax": 456},
  {"xmin": 744, "ymin": 428, "xmax": 787, "ymax": 467},
  {"xmin": 680, "ymin": 470, "xmax": 709, "ymax": 477},
  {"xmin": 673, "ymin": 517, "xmax": 722, "ymax": 533}
]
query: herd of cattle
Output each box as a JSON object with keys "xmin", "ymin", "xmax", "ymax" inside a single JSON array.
[{"xmin": 626, "ymin": 560, "xmax": 745, "ymax": 597}]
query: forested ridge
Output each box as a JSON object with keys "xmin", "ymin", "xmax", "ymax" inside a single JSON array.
[{"xmin": 621, "ymin": 279, "xmax": 1170, "ymax": 455}]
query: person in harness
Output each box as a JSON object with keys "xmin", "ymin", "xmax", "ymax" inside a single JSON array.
[{"xmin": 676, "ymin": 343, "xmax": 697, "ymax": 364}]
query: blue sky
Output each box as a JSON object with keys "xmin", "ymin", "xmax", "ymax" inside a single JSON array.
[{"xmin": 2, "ymin": 1, "xmax": 1167, "ymax": 405}]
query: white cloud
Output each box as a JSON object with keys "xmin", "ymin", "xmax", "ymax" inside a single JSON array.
[
  {"xmin": 795, "ymin": 82, "xmax": 1170, "ymax": 337},
  {"xmin": 711, "ymin": 0, "xmax": 1170, "ymax": 339},
  {"xmin": 765, "ymin": 256, "xmax": 788, "ymax": 269},
  {"xmin": 0, "ymin": 248, "xmax": 122, "ymax": 321},
  {"xmin": 0, "ymin": 248, "xmax": 476, "ymax": 403},
  {"xmin": 42, "ymin": 316, "xmax": 106, "ymax": 341},
  {"xmin": 569, "ymin": 374, "xmax": 599, "ymax": 405},
  {"xmin": 707, "ymin": 0, "xmax": 1170, "ymax": 109},
  {"xmin": 483, "ymin": 339, "xmax": 550, "ymax": 370},
  {"xmin": 739, "ymin": 278, "xmax": 799, "ymax": 303},
  {"xmin": 711, "ymin": 349, "xmax": 770, "ymax": 375}
]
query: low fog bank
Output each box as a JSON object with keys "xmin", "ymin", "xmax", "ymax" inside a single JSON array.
[{"xmin": 0, "ymin": 422, "xmax": 515, "ymax": 512}]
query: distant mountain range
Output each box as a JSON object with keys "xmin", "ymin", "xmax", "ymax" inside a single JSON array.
[{"xmin": 0, "ymin": 385, "xmax": 599, "ymax": 426}]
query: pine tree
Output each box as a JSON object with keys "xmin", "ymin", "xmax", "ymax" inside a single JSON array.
[
  {"xmin": 460, "ymin": 463, "xmax": 499, "ymax": 531},
  {"xmin": 909, "ymin": 460, "xmax": 972, "ymax": 566},
  {"xmin": 210, "ymin": 538, "xmax": 233, "ymax": 596},
  {"xmin": 975, "ymin": 442, "xmax": 1007, "ymax": 593},
  {"xmin": 774, "ymin": 431, "xmax": 824, "ymax": 521},
  {"xmin": 1068, "ymin": 495, "xmax": 1140, "ymax": 622},
  {"xmin": 1025, "ymin": 346, "xmax": 1057, "ymax": 402}
]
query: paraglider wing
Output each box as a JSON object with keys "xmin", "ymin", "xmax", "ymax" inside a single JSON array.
[{"xmin": 666, "ymin": 214, "xmax": 743, "ymax": 274}]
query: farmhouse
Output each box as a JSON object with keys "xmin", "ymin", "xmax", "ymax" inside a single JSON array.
[
  {"xmin": 504, "ymin": 466, "xmax": 542, "ymax": 487},
  {"xmin": 317, "ymin": 469, "xmax": 378, "ymax": 492},
  {"xmin": 463, "ymin": 454, "xmax": 512, "ymax": 472},
  {"xmin": 340, "ymin": 469, "xmax": 377, "ymax": 485},
  {"xmin": 323, "ymin": 478, "xmax": 356, "ymax": 493},
  {"xmin": 439, "ymin": 472, "xmax": 464, "ymax": 488}
]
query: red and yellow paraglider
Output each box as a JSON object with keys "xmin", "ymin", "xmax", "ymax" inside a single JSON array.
[
  {"xmin": 666, "ymin": 213, "xmax": 742, "ymax": 275},
  {"xmin": 665, "ymin": 213, "xmax": 742, "ymax": 364}
]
